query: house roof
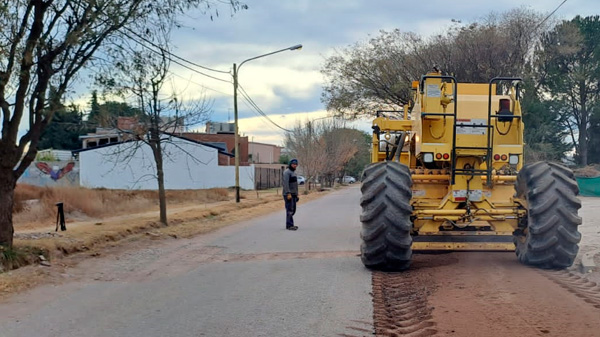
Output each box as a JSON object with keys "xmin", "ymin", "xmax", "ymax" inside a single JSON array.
[
  {"xmin": 249, "ymin": 141, "xmax": 283, "ymax": 148},
  {"xmin": 72, "ymin": 133, "xmax": 234, "ymax": 157}
]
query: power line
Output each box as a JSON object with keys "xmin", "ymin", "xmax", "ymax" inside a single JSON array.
[
  {"xmin": 89, "ymin": 9, "xmax": 290, "ymax": 133},
  {"xmin": 238, "ymin": 86, "xmax": 290, "ymax": 132},
  {"xmin": 168, "ymin": 73, "xmax": 289, "ymax": 133},
  {"xmin": 169, "ymin": 71, "xmax": 232, "ymax": 96},
  {"xmin": 535, "ymin": 0, "xmax": 568, "ymax": 30},
  {"xmin": 79, "ymin": 2, "xmax": 232, "ymax": 83},
  {"xmin": 239, "ymin": 99, "xmax": 282, "ymax": 133},
  {"xmin": 238, "ymin": 84, "xmax": 291, "ymax": 132},
  {"xmin": 123, "ymin": 27, "xmax": 231, "ymax": 74},
  {"xmin": 120, "ymin": 31, "xmax": 232, "ymax": 84},
  {"xmin": 238, "ymin": 87, "xmax": 286, "ymax": 132}
]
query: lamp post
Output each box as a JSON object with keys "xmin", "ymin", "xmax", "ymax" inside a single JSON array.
[{"xmin": 233, "ymin": 44, "xmax": 302, "ymax": 203}]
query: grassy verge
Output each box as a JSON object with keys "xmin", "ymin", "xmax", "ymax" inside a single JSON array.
[{"xmin": 5, "ymin": 187, "xmax": 331, "ymax": 278}]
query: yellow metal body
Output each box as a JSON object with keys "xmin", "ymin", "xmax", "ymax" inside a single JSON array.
[{"xmin": 371, "ymin": 72, "xmax": 525, "ymax": 251}]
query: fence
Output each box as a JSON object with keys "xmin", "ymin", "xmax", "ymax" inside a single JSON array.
[
  {"xmin": 255, "ymin": 166, "xmax": 284, "ymax": 190},
  {"xmin": 577, "ymin": 176, "xmax": 600, "ymax": 197}
]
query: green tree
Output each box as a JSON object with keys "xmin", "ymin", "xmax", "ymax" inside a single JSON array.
[
  {"xmin": 520, "ymin": 79, "xmax": 570, "ymax": 163},
  {"xmin": 38, "ymin": 104, "xmax": 90, "ymax": 150},
  {"xmin": 0, "ymin": 0, "xmax": 246, "ymax": 248},
  {"xmin": 101, "ymin": 101, "xmax": 142, "ymax": 119},
  {"xmin": 88, "ymin": 90, "xmax": 102, "ymax": 126},
  {"xmin": 535, "ymin": 15, "xmax": 600, "ymax": 166},
  {"xmin": 279, "ymin": 154, "xmax": 290, "ymax": 164},
  {"xmin": 88, "ymin": 90, "xmax": 143, "ymax": 127},
  {"xmin": 343, "ymin": 130, "xmax": 371, "ymax": 179},
  {"xmin": 588, "ymin": 106, "xmax": 600, "ymax": 164}
]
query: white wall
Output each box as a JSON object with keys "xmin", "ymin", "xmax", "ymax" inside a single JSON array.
[{"xmin": 79, "ymin": 139, "xmax": 254, "ymax": 190}]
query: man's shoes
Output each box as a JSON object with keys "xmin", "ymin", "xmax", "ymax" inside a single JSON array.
[{"xmin": 286, "ymin": 226, "xmax": 298, "ymax": 231}]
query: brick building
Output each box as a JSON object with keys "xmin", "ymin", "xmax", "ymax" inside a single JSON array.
[{"xmin": 180, "ymin": 132, "xmax": 249, "ymax": 166}]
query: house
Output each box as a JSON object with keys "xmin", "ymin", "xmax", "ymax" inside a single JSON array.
[
  {"xmin": 79, "ymin": 116, "xmax": 185, "ymax": 149},
  {"xmin": 205, "ymin": 122, "xmax": 235, "ymax": 134},
  {"xmin": 74, "ymin": 135, "xmax": 254, "ymax": 190},
  {"xmin": 249, "ymin": 142, "xmax": 283, "ymax": 164}
]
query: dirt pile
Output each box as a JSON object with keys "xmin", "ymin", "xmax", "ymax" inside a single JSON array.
[{"xmin": 573, "ymin": 165, "xmax": 600, "ymax": 178}]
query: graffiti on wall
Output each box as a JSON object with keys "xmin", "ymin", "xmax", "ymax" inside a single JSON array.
[
  {"xmin": 35, "ymin": 162, "xmax": 75, "ymax": 181},
  {"xmin": 18, "ymin": 161, "xmax": 79, "ymax": 187}
]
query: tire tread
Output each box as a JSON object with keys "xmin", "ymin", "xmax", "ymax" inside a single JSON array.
[{"xmin": 514, "ymin": 161, "xmax": 582, "ymax": 269}]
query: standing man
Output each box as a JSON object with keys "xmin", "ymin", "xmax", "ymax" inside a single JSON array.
[{"xmin": 283, "ymin": 158, "xmax": 300, "ymax": 230}]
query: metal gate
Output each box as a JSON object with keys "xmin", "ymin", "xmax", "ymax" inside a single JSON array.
[{"xmin": 254, "ymin": 166, "xmax": 284, "ymax": 190}]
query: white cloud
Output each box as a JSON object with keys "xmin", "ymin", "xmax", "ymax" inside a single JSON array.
[
  {"xmin": 21, "ymin": 0, "xmax": 600, "ymax": 146},
  {"xmin": 235, "ymin": 109, "xmax": 373, "ymax": 146}
]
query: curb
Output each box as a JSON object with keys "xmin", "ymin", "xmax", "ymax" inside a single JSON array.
[{"xmin": 579, "ymin": 249, "xmax": 599, "ymax": 274}]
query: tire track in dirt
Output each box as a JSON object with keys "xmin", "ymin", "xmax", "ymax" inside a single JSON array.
[
  {"xmin": 338, "ymin": 319, "xmax": 373, "ymax": 337},
  {"xmin": 423, "ymin": 252, "xmax": 600, "ymax": 336},
  {"xmin": 370, "ymin": 271, "xmax": 437, "ymax": 337},
  {"xmin": 542, "ymin": 270, "xmax": 600, "ymax": 309}
]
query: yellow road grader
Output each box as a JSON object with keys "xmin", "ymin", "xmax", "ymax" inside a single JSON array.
[{"xmin": 360, "ymin": 71, "xmax": 582, "ymax": 271}]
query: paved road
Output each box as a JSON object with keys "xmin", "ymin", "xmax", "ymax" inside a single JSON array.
[{"xmin": 0, "ymin": 186, "xmax": 372, "ymax": 337}]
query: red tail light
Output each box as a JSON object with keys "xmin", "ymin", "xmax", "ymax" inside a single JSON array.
[
  {"xmin": 500, "ymin": 99, "xmax": 511, "ymax": 111},
  {"xmin": 494, "ymin": 154, "xmax": 500, "ymax": 161},
  {"xmin": 443, "ymin": 153, "xmax": 450, "ymax": 160}
]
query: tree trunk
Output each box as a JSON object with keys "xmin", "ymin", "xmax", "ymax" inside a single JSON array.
[
  {"xmin": 0, "ymin": 169, "xmax": 16, "ymax": 248},
  {"xmin": 152, "ymin": 141, "xmax": 167, "ymax": 225},
  {"xmin": 157, "ymin": 160, "xmax": 167, "ymax": 225},
  {"xmin": 579, "ymin": 106, "xmax": 589, "ymax": 166}
]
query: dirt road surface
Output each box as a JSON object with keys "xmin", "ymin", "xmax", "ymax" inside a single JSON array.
[{"xmin": 0, "ymin": 186, "xmax": 599, "ymax": 336}]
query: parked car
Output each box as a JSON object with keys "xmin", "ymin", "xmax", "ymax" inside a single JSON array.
[
  {"xmin": 342, "ymin": 176, "xmax": 356, "ymax": 184},
  {"xmin": 297, "ymin": 176, "xmax": 305, "ymax": 185}
]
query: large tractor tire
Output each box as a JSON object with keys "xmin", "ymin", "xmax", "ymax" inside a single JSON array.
[
  {"xmin": 360, "ymin": 161, "xmax": 413, "ymax": 271},
  {"xmin": 514, "ymin": 161, "xmax": 582, "ymax": 269}
]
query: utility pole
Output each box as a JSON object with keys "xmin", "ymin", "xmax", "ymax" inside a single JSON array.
[
  {"xmin": 232, "ymin": 44, "xmax": 302, "ymax": 203},
  {"xmin": 233, "ymin": 63, "xmax": 240, "ymax": 202}
]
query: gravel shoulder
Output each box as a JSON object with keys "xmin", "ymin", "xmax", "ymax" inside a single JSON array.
[{"xmin": 575, "ymin": 197, "xmax": 600, "ymax": 283}]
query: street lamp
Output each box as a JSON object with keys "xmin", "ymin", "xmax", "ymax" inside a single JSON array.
[{"xmin": 233, "ymin": 44, "xmax": 302, "ymax": 203}]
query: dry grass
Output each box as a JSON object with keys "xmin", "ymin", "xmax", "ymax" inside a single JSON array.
[
  {"xmin": 10, "ymin": 185, "xmax": 303, "ymax": 258},
  {"xmin": 14, "ymin": 189, "xmax": 291, "ymax": 254},
  {"xmin": 9, "ymin": 184, "xmax": 237, "ymax": 270},
  {"xmin": 13, "ymin": 184, "xmax": 231, "ymax": 225}
]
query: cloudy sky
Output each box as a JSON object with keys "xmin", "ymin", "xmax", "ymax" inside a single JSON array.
[{"xmin": 97, "ymin": 0, "xmax": 600, "ymax": 145}]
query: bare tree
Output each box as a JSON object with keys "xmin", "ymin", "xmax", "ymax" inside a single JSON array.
[
  {"xmin": 285, "ymin": 121, "xmax": 327, "ymax": 192},
  {"xmin": 285, "ymin": 119, "xmax": 360, "ymax": 189},
  {"xmin": 0, "ymin": 0, "xmax": 245, "ymax": 247},
  {"xmin": 318, "ymin": 121, "xmax": 359, "ymax": 187},
  {"xmin": 321, "ymin": 30, "xmax": 422, "ymax": 118},
  {"xmin": 321, "ymin": 7, "xmax": 547, "ymax": 117},
  {"xmin": 97, "ymin": 26, "xmax": 212, "ymax": 225}
]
